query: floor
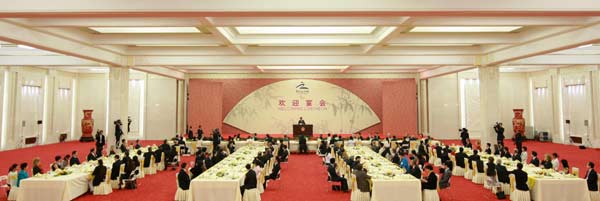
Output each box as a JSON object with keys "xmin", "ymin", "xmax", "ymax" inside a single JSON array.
[{"xmin": 0, "ymin": 139, "xmax": 598, "ymax": 201}]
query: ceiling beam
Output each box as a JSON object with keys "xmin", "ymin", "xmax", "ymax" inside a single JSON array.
[
  {"xmin": 372, "ymin": 46, "xmax": 483, "ymax": 55},
  {"xmin": 2, "ymin": 0, "xmax": 600, "ymax": 17},
  {"xmin": 91, "ymin": 33, "xmax": 221, "ymax": 45},
  {"xmin": 200, "ymin": 18, "xmax": 246, "ymax": 54},
  {"xmin": 25, "ymin": 18, "xmax": 202, "ymax": 27},
  {"xmin": 0, "ymin": 19, "xmax": 126, "ymax": 66},
  {"xmin": 131, "ymin": 66, "xmax": 185, "ymax": 80},
  {"xmin": 419, "ymin": 65, "xmax": 476, "ymax": 79},
  {"xmin": 410, "ymin": 17, "xmax": 592, "ymax": 26},
  {"xmin": 509, "ymin": 55, "xmax": 600, "ymax": 65},
  {"xmin": 388, "ymin": 33, "xmax": 518, "ymax": 44},
  {"xmin": 483, "ymin": 22, "xmax": 600, "ymax": 66},
  {"xmin": 0, "ymin": 55, "xmax": 99, "ymax": 66},
  {"xmin": 133, "ymin": 55, "xmax": 477, "ymax": 66},
  {"xmin": 126, "ymin": 46, "xmax": 238, "ymax": 56}
]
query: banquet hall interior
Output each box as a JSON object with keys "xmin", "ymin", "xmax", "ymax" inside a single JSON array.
[{"xmin": 1, "ymin": 1, "xmax": 600, "ymax": 201}]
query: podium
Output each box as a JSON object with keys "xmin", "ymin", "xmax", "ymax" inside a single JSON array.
[{"xmin": 293, "ymin": 124, "xmax": 313, "ymax": 137}]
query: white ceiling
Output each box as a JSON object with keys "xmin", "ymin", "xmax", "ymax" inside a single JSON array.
[{"xmin": 0, "ymin": 2, "xmax": 599, "ymax": 77}]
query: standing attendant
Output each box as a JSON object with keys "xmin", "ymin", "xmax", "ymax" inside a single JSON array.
[
  {"xmin": 460, "ymin": 128, "xmax": 470, "ymax": 146},
  {"xmin": 494, "ymin": 123, "xmax": 505, "ymax": 146},
  {"xmin": 197, "ymin": 125, "xmax": 204, "ymax": 140},
  {"xmin": 514, "ymin": 132, "xmax": 524, "ymax": 152},
  {"xmin": 95, "ymin": 130, "xmax": 106, "ymax": 157},
  {"xmin": 584, "ymin": 162, "xmax": 599, "ymax": 201},
  {"xmin": 212, "ymin": 129, "xmax": 221, "ymax": 154},
  {"xmin": 114, "ymin": 120, "xmax": 124, "ymax": 146},
  {"xmin": 187, "ymin": 126, "xmax": 194, "ymax": 140}
]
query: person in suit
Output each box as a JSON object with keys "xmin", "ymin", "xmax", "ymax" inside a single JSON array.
[
  {"xmin": 91, "ymin": 160, "xmax": 107, "ymax": 187},
  {"xmin": 187, "ymin": 126, "xmax": 194, "ymax": 140},
  {"xmin": 327, "ymin": 158, "xmax": 348, "ymax": 192},
  {"xmin": 134, "ymin": 139, "xmax": 142, "ymax": 149},
  {"xmin": 95, "ymin": 130, "xmax": 106, "ymax": 157},
  {"xmin": 484, "ymin": 143, "xmax": 492, "ymax": 155},
  {"xmin": 529, "ymin": 151, "xmax": 540, "ymax": 167},
  {"xmin": 353, "ymin": 164, "xmax": 372, "ymax": 193},
  {"xmin": 143, "ymin": 147, "xmax": 153, "ymax": 168},
  {"xmin": 455, "ymin": 147, "xmax": 467, "ymax": 169},
  {"xmin": 51, "ymin": 155, "xmax": 63, "ymax": 171},
  {"xmin": 421, "ymin": 164, "xmax": 437, "ymax": 190},
  {"xmin": 298, "ymin": 117, "xmax": 306, "ymax": 125},
  {"xmin": 119, "ymin": 139, "xmax": 128, "ymax": 153},
  {"xmin": 585, "ymin": 162, "xmax": 598, "ymax": 193},
  {"xmin": 114, "ymin": 120, "xmax": 124, "ymax": 146},
  {"xmin": 439, "ymin": 161, "xmax": 452, "ymax": 189},
  {"xmin": 111, "ymin": 155, "xmax": 122, "ymax": 182},
  {"xmin": 299, "ymin": 135, "xmax": 308, "ymax": 154},
  {"xmin": 197, "ymin": 125, "xmax": 204, "ymax": 140},
  {"xmin": 494, "ymin": 123, "xmax": 505, "ymax": 146},
  {"xmin": 486, "ymin": 157, "xmax": 497, "ymax": 188},
  {"xmin": 70, "ymin": 150, "xmax": 81, "ymax": 166},
  {"xmin": 190, "ymin": 160, "xmax": 204, "ymax": 180},
  {"xmin": 514, "ymin": 132, "xmax": 524, "ymax": 152},
  {"xmin": 177, "ymin": 163, "xmax": 191, "ymax": 190},
  {"xmin": 212, "ymin": 129, "xmax": 221, "ymax": 154},
  {"xmin": 460, "ymin": 128, "xmax": 470, "ymax": 146},
  {"xmin": 32, "ymin": 157, "xmax": 43, "ymax": 175},
  {"xmin": 409, "ymin": 158, "xmax": 422, "ymax": 179},
  {"xmin": 417, "ymin": 141, "xmax": 429, "ymax": 162},
  {"xmin": 469, "ymin": 150, "xmax": 481, "ymax": 170},
  {"xmin": 510, "ymin": 163, "xmax": 529, "ymax": 191},
  {"xmin": 242, "ymin": 164, "xmax": 257, "ymax": 195},
  {"xmin": 496, "ymin": 159, "xmax": 510, "ymax": 186}
]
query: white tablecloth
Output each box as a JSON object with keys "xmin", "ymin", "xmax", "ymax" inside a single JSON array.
[
  {"xmin": 531, "ymin": 178, "xmax": 590, "ymax": 201},
  {"xmin": 17, "ymin": 173, "xmax": 89, "ymax": 201},
  {"xmin": 371, "ymin": 179, "xmax": 422, "ymax": 201}
]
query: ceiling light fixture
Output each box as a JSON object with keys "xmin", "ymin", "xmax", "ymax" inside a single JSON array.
[
  {"xmin": 410, "ymin": 26, "xmax": 522, "ymax": 33},
  {"xmin": 235, "ymin": 26, "xmax": 377, "ymax": 34},
  {"xmin": 387, "ymin": 43, "xmax": 474, "ymax": 47},
  {"xmin": 90, "ymin": 27, "xmax": 200, "ymax": 33},
  {"xmin": 257, "ymin": 66, "xmax": 349, "ymax": 70},
  {"xmin": 577, "ymin": 44, "xmax": 593, "ymax": 49},
  {"xmin": 134, "ymin": 44, "xmax": 221, "ymax": 47},
  {"xmin": 17, "ymin": 44, "xmax": 36, "ymax": 50}
]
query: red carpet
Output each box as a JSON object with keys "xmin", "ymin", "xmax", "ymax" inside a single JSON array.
[{"xmin": 1, "ymin": 139, "xmax": 599, "ymax": 201}]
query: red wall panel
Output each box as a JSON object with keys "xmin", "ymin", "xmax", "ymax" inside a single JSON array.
[
  {"xmin": 187, "ymin": 81, "xmax": 223, "ymax": 133},
  {"xmin": 383, "ymin": 80, "xmax": 418, "ymax": 135}
]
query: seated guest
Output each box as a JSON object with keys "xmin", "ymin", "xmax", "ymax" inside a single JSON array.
[
  {"xmin": 486, "ymin": 157, "xmax": 497, "ymax": 189},
  {"xmin": 121, "ymin": 158, "xmax": 136, "ymax": 181},
  {"xmin": 469, "ymin": 150, "xmax": 481, "ymax": 169},
  {"xmin": 542, "ymin": 154, "xmax": 553, "ymax": 169},
  {"xmin": 134, "ymin": 139, "xmax": 142, "ymax": 149},
  {"xmin": 111, "ymin": 155, "xmax": 122, "ymax": 182},
  {"xmin": 327, "ymin": 158, "xmax": 349, "ymax": 192},
  {"xmin": 496, "ymin": 159, "xmax": 510, "ymax": 186},
  {"xmin": 512, "ymin": 148, "xmax": 522, "ymax": 162},
  {"xmin": 353, "ymin": 163, "xmax": 372, "ymax": 198},
  {"xmin": 132, "ymin": 156, "xmax": 140, "ymax": 169},
  {"xmin": 501, "ymin": 147, "xmax": 511, "ymax": 159},
  {"xmin": 51, "ymin": 155, "xmax": 63, "ymax": 171},
  {"xmin": 265, "ymin": 158, "xmax": 281, "ymax": 181},
  {"xmin": 520, "ymin": 146, "xmax": 528, "ymax": 163},
  {"xmin": 421, "ymin": 164, "xmax": 437, "ymax": 190},
  {"xmin": 455, "ymin": 147, "xmax": 467, "ymax": 169},
  {"xmin": 585, "ymin": 162, "xmax": 599, "ymax": 201},
  {"xmin": 87, "ymin": 148, "xmax": 97, "ymax": 161},
  {"xmin": 408, "ymin": 159, "xmax": 422, "ymax": 179},
  {"xmin": 510, "ymin": 163, "xmax": 529, "ymax": 192},
  {"xmin": 62, "ymin": 155, "xmax": 71, "ymax": 168},
  {"xmin": 190, "ymin": 161, "xmax": 204, "ymax": 180},
  {"xmin": 484, "ymin": 143, "xmax": 492, "ymax": 155},
  {"xmin": 70, "ymin": 151, "xmax": 81, "ymax": 166},
  {"xmin": 17, "ymin": 163, "xmax": 28, "ymax": 187},
  {"xmin": 91, "ymin": 160, "xmax": 107, "ymax": 187},
  {"xmin": 7, "ymin": 163, "xmax": 17, "ymax": 193},
  {"xmin": 177, "ymin": 163, "xmax": 190, "ymax": 190},
  {"xmin": 551, "ymin": 153, "xmax": 560, "ymax": 171},
  {"xmin": 530, "ymin": 151, "xmax": 540, "ymax": 167},
  {"xmin": 242, "ymin": 164, "xmax": 258, "ymax": 195},
  {"xmin": 119, "ymin": 139, "xmax": 128, "ymax": 153},
  {"xmin": 439, "ymin": 161, "xmax": 452, "ymax": 189},
  {"xmin": 32, "ymin": 157, "xmax": 43, "ymax": 175},
  {"xmin": 493, "ymin": 144, "xmax": 501, "ymax": 155},
  {"xmin": 109, "ymin": 145, "xmax": 118, "ymax": 156},
  {"xmin": 227, "ymin": 139, "xmax": 236, "ymax": 153},
  {"xmin": 399, "ymin": 151, "xmax": 410, "ymax": 172},
  {"xmin": 143, "ymin": 147, "xmax": 154, "ymax": 168},
  {"xmin": 560, "ymin": 159, "xmax": 570, "ymax": 174},
  {"xmin": 318, "ymin": 141, "xmax": 328, "ymax": 155}
]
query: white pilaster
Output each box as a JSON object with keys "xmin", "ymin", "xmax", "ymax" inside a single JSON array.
[
  {"xmin": 549, "ymin": 69, "xmax": 565, "ymax": 143},
  {"xmin": 41, "ymin": 70, "xmax": 56, "ymax": 144},
  {"xmin": 478, "ymin": 66, "xmax": 501, "ymax": 146},
  {"xmin": 107, "ymin": 67, "xmax": 129, "ymax": 148}
]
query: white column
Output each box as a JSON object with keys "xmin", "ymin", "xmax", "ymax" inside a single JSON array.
[
  {"xmin": 549, "ymin": 69, "xmax": 565, "ymax": 143},
  {"xmin": 418, "ymin": 78, "xmax": 429, "ymax": 135},
  {"xmin": 478, "ymin": 66, "xmax": 501, "ymax": 146},
  {"xmin": 107, "ymin": 67, "xmax": 129, "ymax": 148},
  {"xmin": 175, "ymin": 76, "xmax": 188, "ymax": 136},
  {"xmin": 41, "ymin": 70, "xmax": 56, "ymax": 144}
]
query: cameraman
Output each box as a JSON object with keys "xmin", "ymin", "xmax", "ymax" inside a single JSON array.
[
  {"xmin": 459, "ymin": 128, "xmax": 470, "ymax": 146},
  {"xmin": 494, "ymin": 123, "xmax": 505, "ymax": 146}
]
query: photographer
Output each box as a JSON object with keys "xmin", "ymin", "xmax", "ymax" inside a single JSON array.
[
  {"xmin": 459, "ymin": 128, "xmax": 470, "ymax": 147},
  {"xmin": 494, "ymin": 123, "xmax": 505, "ymax": 146},
  {"xmin": 114, "ymin": 119, "xmax": 124, "ymax": 146}
]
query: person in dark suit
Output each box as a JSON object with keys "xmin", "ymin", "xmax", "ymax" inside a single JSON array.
[
  {"xmin": 353, "ymin": 164, "xmax": 372, "ymax": 193},
  {"xmin": 299, "ymin": 135, "xmax": 308, "ymax": 154},
  {"xmin": 417, "ymin": 141, "xmax": 429, "ymax": 162},
  {"xmin": 111, "ymin": 155, "xmax": 122, "ymax": 181},
  {"xmin": 95, "ymin": 130, "xmax": 105, "ymax": 156},
  {"xmin": 212, "ymin": 129, "xmax": 221, "ymax": 154},
  {"xmin": 242, "ymin": 164, "xmax": 257, "ymax": 195},
  {"xmin": 439, "ymin": 161, "xmax": 452, "ymax": 189},
  {"xmin": 460, "ymin": 128, "xmax": 470, "ymax": 146},
  {"xmin": 177, "ymin": 163, "xmax": 191, "ymax": 190},
  {"xmin": 455, "ymin": 147, "xmax": 467, "ymax": 169},
  {"xmin": 114, "ymin": 120, "xmax": 124, "ymax": 146},
  {"xmin": 409, "ymin": 159, "xmax": 421, "ymax": 179},
  {"xmin": 143, "ymin": 147, "xmax": 153, "ymax": 168},
  {"xmin": 298, "ymin": 117, "xmax": 306, "ymax": 125},
  {"xmin": 585, "ymin": 162, "xmax": 598, "ymax": 192},
  {"xmin": 187, "ymin": 126, "xmax": 194, "ymax": 140},
  {"xmin": 496, "ymin": 159, "xmax": 510, "ymax": 185},
  {"xmin": 530, "ymin": 151, "xmax": 540, "ymax": 167},
  {"xmin": 91, "ymin": 160, "xmax": 107, "ymax": 187},
  {"xmin": 469, "ymin": 150, "xmax": 481, "ymax": 170},
  {"xmin": 197, "ymin": 125, "xmax": 204, "ymax": 140},
  {"xmin": 421, "ymin": 164, "xmax": 437, "ymax": 190},
  {"xmin": 494, "ymin": 123, "xmax": 505, "ymax": 146},
  {"xmin": 70, "ymin": 150, "xmax": 81, "ymax": 166},
  {"xmin": 119, "ymin": 139, "xmax": 128, "ymax": 153},
  {"xmin": 510, "ymin": 163, "xmax": 529, "ymax": 191},
  {"xmin": 327, "ymin": 158, "xmax": 348, "ymax": 192},
  {"xmin": 87, "ymin": 148, "xmax": 97, "ymax": 161},
  {"xmin": 514, "ymin": 132, "xmax": 524, "ymax": 152}
]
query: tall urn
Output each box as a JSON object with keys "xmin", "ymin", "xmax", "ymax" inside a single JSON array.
[
  {"xmin": 80, "ymin": 110, "xmax": 95, "ymax": 142},
  {"xmin": 512, "ymin": 109, "xmax": 526, "ymax": 136}
]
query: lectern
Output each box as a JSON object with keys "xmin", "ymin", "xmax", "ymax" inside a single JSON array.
[{"xmin": 293, "ymin": 124, "xmax": 313, "ymax": 137}]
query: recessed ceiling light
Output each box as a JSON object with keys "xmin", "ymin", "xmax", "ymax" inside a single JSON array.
[
  {"xmin": 90, "ymin": 27, "xmax": 200, "ymax": 33},
  {"xmin": 387, "ymin": 43, "xmax": 474, "ymax": 47},
  {"xmin": 90, "ymin": 68, "xmax": 108, "ymax": 72},
  {"xmin": 257, "ymin": 66, "xmax": 349, "ymax": 70},
  {"xmin": 17, "ymin": 44, "xmax": 36, "ymax": 50},
  {"xmin": 134, "ymin": 44, "xmax": 221, "ymax": 47},
  {"xmin": 577, "ymin": 44, "xmax": 593, "ymax": 49},
  {"xmin": 235, "ymin": 26, "xmax": 377, "ymax": 34},
  {"xmin": 410, "ymin": 26, "xmax": 522, "ymax": 33}
]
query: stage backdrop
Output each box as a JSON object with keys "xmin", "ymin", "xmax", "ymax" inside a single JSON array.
[
  {"xmin": 223, "ymin": 79, "xmax": 380, "ymax": 134},
  {"xmin": 188, "ymin": 78, "xmax": 417, "ymax": 135}
]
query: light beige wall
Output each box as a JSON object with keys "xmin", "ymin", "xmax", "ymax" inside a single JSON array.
[
  {"xmin": 428, "ymin": 73, "xmax": 460, "ymax": 139},
  {"xmin": 144, "ymin": 74, "xmax": 177, "ymax": 140},
  {"xmin": 499, "ymin": 73, "xmax": 531, "ymax": 139}
]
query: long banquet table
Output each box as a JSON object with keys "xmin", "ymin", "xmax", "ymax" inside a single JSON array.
[
  {"xmin": 17, "ymin": 146, "xmax": 154, "ymax": 201},
  {"xmin": 448, "ymin": 145, "xmax": 590, "ymax": 201},
  {"xmin": 190, "ymin": 144, "xmax": 270, "ymax": 201},
  {"xmin": 341, "ymin": 146, "xmax": 422, "ymax": 201}
]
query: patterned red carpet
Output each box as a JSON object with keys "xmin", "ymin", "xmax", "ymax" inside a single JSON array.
[{"xmin": 0, "ymin": 139, "xmax": 598, "ymax": 201}]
